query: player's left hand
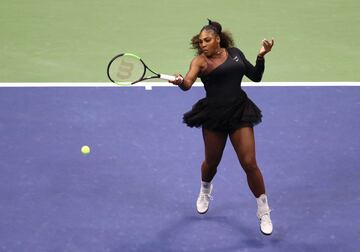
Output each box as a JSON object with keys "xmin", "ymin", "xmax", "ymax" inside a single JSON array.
[{"xmin": 258, "ymin": 38, "xmax": 274, "ymax": 57}]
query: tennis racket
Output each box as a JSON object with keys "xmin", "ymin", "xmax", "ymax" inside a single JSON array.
[{"xmin": 107, "ymin": 53, "xmax": 176, "ymax": 85}]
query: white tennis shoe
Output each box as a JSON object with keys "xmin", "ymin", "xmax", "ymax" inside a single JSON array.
[
  {"xmin": 196, "ymin": 184, "xmax": 213, "ymax": 214},
  {"xmin": 258, "ymin": 209, "xmax": 273, "ymax": 235},
  {"xmin": 256, "ymin": 194, "xmax": 273, "ymax": 235}
]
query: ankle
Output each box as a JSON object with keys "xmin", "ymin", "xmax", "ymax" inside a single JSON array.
[
  {"xmin": 256, "ymin": 194, "xmax": 270, "ymax": 213},
  {"xmin": 201, "ymin": 180, "xmax": 211, "ymax": 188},
  {"xmin": 200, "ymin": 181, "xmax": 212, "ymax": 193}
]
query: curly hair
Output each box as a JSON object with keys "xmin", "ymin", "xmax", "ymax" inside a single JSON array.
[{"xmin": 191, "ymin": 20, "xmax": 235, "ymax": 55}]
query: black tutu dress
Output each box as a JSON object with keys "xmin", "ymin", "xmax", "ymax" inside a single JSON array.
[{"xmin": 183, "ymin": 47, "xmax": 264, "ymax": 133}]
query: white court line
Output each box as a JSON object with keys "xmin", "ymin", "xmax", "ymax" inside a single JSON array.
[{"xmin": 0, "ymin": 82, "xmax": 359, "ymax": 90}]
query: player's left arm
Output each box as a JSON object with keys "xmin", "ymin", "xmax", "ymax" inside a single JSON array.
[{"xmin": 242, "ymin": 38, "xmax": 274, "ymax": 82}]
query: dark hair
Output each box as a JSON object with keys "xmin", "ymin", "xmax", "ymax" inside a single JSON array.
[{"xmin": 191, "ymin": 19, "xmax": 235, "ymax": 55}]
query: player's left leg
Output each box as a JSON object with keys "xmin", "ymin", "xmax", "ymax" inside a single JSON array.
[{"xmin": 229, "ymin": 126, "xmax": 273, "ymax": 235}]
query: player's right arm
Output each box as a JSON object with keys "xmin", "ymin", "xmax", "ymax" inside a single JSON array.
[{"xmin": 171, "ymin": 56, "xmax": 206, "ymax": 91}]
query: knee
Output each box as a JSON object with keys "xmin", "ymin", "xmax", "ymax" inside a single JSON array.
[{"xmin": 240, "ymin": 157, "xmax": 259, "ymax": 174}]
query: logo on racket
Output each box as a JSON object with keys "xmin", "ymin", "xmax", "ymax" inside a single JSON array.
[{"xmin": 117, "ymin": 59, "xmax": 134, "ymax": 79}]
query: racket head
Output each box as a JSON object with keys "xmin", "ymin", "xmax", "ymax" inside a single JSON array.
[{"xmin": 107, "ymin": 53, "xmax": 146, "ymax": 85}]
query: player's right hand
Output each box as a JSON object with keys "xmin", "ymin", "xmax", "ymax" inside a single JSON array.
[{"xmin": 169, "ymin": 74, "xmax": 184, "ymax": 86}]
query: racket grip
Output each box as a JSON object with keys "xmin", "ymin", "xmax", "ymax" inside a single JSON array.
[{"xmin": 160, "ymin": 74, "xmax": 176, "ymax": 82}]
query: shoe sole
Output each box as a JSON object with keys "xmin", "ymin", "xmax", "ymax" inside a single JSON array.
[
  {"xmin": 197, "ymin": 208, "xmax": 209, "ymax": 215},
  {"xmin": 260, "ymin": 229, "xmax": 272, "ymax": 236}
]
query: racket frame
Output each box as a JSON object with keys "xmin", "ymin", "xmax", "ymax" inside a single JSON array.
[{"xmin": 107, "ymin": 53, "xmax": 174, "ymax": 85}]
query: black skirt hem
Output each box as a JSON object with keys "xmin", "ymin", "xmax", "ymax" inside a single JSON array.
[{"xmin": 183, "ymin": 91, "xmax": 262, "ymax": 132}]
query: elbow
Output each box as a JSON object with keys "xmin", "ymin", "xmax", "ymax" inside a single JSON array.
[
  {"xmin": 180, "ymin": 85, "xmax": 191, "ymax": 91},
  {"xmin": 249, "ymin": 74, "xmax": 262, "ymax": 82},
  {"xmin": 252, "ymin": 72, "xmax": 264, "ymax": 82},
  {"xmin": 179, "ymin": 79, "xmax": 192, "ymax": 91},
  {"xmin": 247, "ymin": 67, "xmax": 264, "ymax": 82},
  {"xmin": 253, "ymin": 76, "xmax": 262, "ymax": 82}
]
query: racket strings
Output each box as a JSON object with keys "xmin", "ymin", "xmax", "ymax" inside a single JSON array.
[{"xmin": 108, "ymin": 55, "xmax": 145, "ymax": 84}]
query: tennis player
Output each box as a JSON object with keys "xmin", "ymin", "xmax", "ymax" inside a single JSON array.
[{"xmin": 170, "ymin": 20, "xmax": 274, "ymax": 235}]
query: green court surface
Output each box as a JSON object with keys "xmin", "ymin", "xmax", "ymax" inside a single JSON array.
[{"xmin": 1, "ymin": 0, "xmax": 359, "ymax": 82}]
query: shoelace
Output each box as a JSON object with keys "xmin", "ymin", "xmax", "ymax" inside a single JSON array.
[
  {"xmin": 261, "ymin": 213, "xmax": 272, "ymax": 224},
  {"xmin": 258, "ymin": 208, "xmax": 272, "ymax": 219},
  {"xmin": 199, "ymin": 192, "xmax": 213, "ymax": 201}
]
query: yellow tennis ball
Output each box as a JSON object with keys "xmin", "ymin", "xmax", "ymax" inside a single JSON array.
[{"xmin": 81, "ymin": 145, "xmax": 90, "ymax": 155}]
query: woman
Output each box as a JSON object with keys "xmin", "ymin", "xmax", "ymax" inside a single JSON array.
[{"xmin": 170, "ymin": 20, "xmax": 274, "ymax": 235}]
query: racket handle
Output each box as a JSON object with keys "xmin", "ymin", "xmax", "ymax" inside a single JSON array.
[{"xmin": 160, "ymin": 74, "xmax": 176, "ymax": 82}]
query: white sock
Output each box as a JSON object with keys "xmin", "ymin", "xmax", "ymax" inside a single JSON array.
[
  {"xmin": 201, "ymin": 181, "xmax": 211, "ymax": 191},
  {"xmin": 256, "ymin": 194, "xmax": 270, "ymax": 211}
]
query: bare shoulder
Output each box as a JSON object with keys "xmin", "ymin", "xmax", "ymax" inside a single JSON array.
[
  {"xmin": 192, "ymin": 54, "xmax": 206, "ymax": 64},
  {"xmin": 191, "ymin": 54, "xmax": 207, "ymax": 70}
]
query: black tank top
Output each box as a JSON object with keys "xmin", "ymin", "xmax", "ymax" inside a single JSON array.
[{"xmin": 200, "ymin": 47, "xmax": 265, "ymax": 100}]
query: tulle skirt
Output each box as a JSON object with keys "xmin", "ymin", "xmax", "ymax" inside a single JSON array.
[{"xmin": 183, "ymin": 91, "xmax": 262, "ymax": 133}]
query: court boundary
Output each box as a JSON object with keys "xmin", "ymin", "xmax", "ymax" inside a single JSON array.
[{"xmin": 0, "ymin": 82, "xmax": 359, "ymax": 90}]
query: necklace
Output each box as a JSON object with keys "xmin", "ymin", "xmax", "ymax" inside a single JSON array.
[{"xmin": 215, "ymin": 48, "xmax": 223, "ymax": 55}]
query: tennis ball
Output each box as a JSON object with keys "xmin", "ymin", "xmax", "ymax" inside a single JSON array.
[{"xmin": 81, "ymin": 145, "xmax": 90, "ymax": 155}]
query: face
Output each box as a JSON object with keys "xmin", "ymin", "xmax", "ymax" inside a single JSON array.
[{"xmin": 198, "ymin": 29, "xmax": 220, "ymax": 56}]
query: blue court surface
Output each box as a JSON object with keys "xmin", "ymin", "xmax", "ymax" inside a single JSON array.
[{"xmin": 0, "ymin": 86, "xmax": 359, "ymax": 252}]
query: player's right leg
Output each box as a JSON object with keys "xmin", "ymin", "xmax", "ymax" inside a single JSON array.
[{"xmin": 196, "ymin": 128, "xmax": 227, "ymax": 214}]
